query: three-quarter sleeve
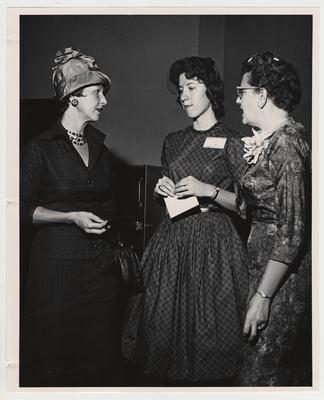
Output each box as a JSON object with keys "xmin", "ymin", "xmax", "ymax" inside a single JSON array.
[
  {"xmin": 20, "ymin": 142, "xmax": 44, "ymax": 224},
  {"xmin": 153, "ymin": 137, "xmax": 170, "ymax": 207},
  {"xmin": 270, "ymin": 139, "xmax": 310, "ymax": 265},
  {"xmin": 160, "ymin": 138, "xmax": 170, "ymax": 178}
]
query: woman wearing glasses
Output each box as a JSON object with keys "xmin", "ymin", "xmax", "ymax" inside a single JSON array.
[
  {"xmin": 122, "ymin": 56, "xmax": 249, "ymax": 385},
  {"xmin": 208, "ymin": 52, "xmax": 311, "ymax": 386}
]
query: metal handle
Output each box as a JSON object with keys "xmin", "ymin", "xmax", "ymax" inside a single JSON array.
[{"xmin": 138, "ymin": 177, "xmax": 143, "ymax": 207}]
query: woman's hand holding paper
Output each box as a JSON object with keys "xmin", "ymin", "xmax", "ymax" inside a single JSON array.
[
  {"xmin": 155, "ymin": 176, "xmax": 175, "ymax": 197},
  {"xmin": 174, "ymin": 176, "xmax": 214, "ymax": 198}
]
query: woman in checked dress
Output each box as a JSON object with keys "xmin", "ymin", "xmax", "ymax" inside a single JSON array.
[{"xmin": 122, "ymin": 56, "xmax": 249, "ymax": 385}]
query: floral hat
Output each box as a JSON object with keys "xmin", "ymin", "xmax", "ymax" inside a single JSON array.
[{"xmin": 52, "ymin": 47, "xmax": 111, "ymax": 101}]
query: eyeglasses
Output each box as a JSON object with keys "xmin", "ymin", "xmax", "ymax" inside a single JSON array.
[{"xmin": 236, "ymin": 86, "xmax": 261, "ymax": 99}]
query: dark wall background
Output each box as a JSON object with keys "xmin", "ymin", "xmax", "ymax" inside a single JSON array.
[
  {"xmin": 20, "ymin": 14, "xmax": 312, "ymax": 165},
  {"xmin": 222, "ymin": 15, "xmax": 312, "ymax": 139}
]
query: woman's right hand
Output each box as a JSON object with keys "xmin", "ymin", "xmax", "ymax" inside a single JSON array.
[
  {"xmin": 154, "ymin": 176, "xmax": 175, "ymax": 197},
  {"xmin": 70, "ymin": 211, "xmax": 109, "ymax": 235}
]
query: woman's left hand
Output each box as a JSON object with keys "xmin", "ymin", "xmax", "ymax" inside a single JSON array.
[
  {"xmin": 174, "ymin": 176, "xmax": 214, "ymax": 198},
  {"xmin": 243, "ymin": 293, "xmax": 271, "ymax": 342}
]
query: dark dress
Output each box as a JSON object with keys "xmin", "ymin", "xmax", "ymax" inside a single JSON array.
[
  {"xmin": 238, "ymin": 120, "xmax": 312, "ymax": 386},
  {"xmin": 122, "ymin": 122, "xmax": 249, "ymax": 383},
  {"xmin": 20, "ymin": 121, "xmax": 122, "ymax": 387}
]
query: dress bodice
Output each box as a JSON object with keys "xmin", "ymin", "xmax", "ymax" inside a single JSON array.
[
  {"xmin": 162, "ymin": 122, "xmax": 246, "ymax": 193},
  {"xmin": 241, "ymin": 120, "xmax": 310, "ymax": 265}
]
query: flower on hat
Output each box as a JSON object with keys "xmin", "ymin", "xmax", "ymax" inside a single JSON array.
[
  {"xmin": 52, "ymin": 47, "xmax": 111, "ymax": 101},
  {"xmin": 52, "ymin": 47, "xmax": 99, "ymax": 71}
]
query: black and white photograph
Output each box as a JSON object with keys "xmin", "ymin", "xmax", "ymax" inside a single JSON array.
[{"xmin": 1, "ymin": 2, "xmax": 322, "ymax": 399}]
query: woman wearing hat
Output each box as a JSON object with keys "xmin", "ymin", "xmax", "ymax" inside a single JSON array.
[{"xmin": 21, "ymin": 48, "xmax": 122, "ymax": 386}]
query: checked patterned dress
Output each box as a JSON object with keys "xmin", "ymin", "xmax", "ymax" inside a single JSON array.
[{"xmin": 122, "ymin": 122, "xmax": 249, "ymax": 383}]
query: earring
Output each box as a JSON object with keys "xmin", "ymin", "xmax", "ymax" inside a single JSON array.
[{"xmin": 71, "ymin": 98, "xmax": 79, "ymax": 107}]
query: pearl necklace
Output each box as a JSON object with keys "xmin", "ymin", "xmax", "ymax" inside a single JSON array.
[{"xmin": 66, "ymin": 129, "xmax": 87, "ymax": 146}]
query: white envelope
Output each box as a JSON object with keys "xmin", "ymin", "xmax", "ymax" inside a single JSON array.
[{"xmin": 164, "ymin": 196, "xmax": 200, "ymax": 219}]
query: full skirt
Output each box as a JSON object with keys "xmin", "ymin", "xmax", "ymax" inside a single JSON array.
[{"xmin": 122, "ymin": 211, "xmax": 249, "ymax": 382}]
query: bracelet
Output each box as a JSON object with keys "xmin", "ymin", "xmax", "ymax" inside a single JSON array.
[
  {"xmin": 211, "ymin": 186, "xmax": 220, "ymax": 201},
  {"xmin": 256, "ymin": 289, "xmax": 272, "ymax": 300}
]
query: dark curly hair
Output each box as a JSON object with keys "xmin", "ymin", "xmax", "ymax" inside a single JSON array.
[
  {"xmin": 241, "ymin": 52, "xmax": 301, "ymax": 113},
  {"xmin": 169, "ymin": 56, "xmax": 225, "ymax": 118}
]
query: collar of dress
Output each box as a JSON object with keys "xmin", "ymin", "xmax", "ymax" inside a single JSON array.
[{"xmin": 241, "ymin": 118, "xmax": 291, "ymax": 165}]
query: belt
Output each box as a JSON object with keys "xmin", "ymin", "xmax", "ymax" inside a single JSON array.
[{"xmin": 200, "ymin": 206, "xmax": 222, "ymax": 213}]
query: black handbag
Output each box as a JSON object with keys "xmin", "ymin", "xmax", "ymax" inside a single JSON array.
[
  {"xmin": 112, "ymin": 241, "xmax": 144, "ymax": 294},
  {"xmin": 96, "ymin": 215, "xmax": 144, "ymax": 294},
  {"xmin": 97, "ymin": 229, "xmax": 144, "ymax": 294}
]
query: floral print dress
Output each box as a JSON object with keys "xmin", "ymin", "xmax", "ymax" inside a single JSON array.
[{"xmin": 238, "ymin": 120, "xmax": 312, "ymax": 386}]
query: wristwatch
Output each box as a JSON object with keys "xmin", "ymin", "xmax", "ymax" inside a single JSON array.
[
  {"xmin": 256, "ymin": 289, "xmax": 272, "ymax": 299},
  {"xmin": 211, "ymin": 186, "xmax": 220, "ymax": 201}
]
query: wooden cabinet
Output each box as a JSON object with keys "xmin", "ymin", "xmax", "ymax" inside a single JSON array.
[{"xmin": 113, "ymin": 165, "xmax": 165, "ymax": 257}]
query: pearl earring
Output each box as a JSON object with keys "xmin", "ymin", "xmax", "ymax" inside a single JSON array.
[{"xmin": 71, "ymin": 98, "xmax": 79, "ymax": 107}]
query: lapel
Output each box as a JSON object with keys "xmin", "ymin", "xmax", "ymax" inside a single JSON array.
[
  {"xmin": 85, "ymin": 125, "xmax": 106, "ymax": 172},
  {"xmin": 44, "ymin": 121, "xmax": 106, "ymax": 171}
]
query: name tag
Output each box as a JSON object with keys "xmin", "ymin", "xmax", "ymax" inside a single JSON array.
[{"xmin": 203, "ymin": 137, "xmax": 227, "ymax": 149}]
